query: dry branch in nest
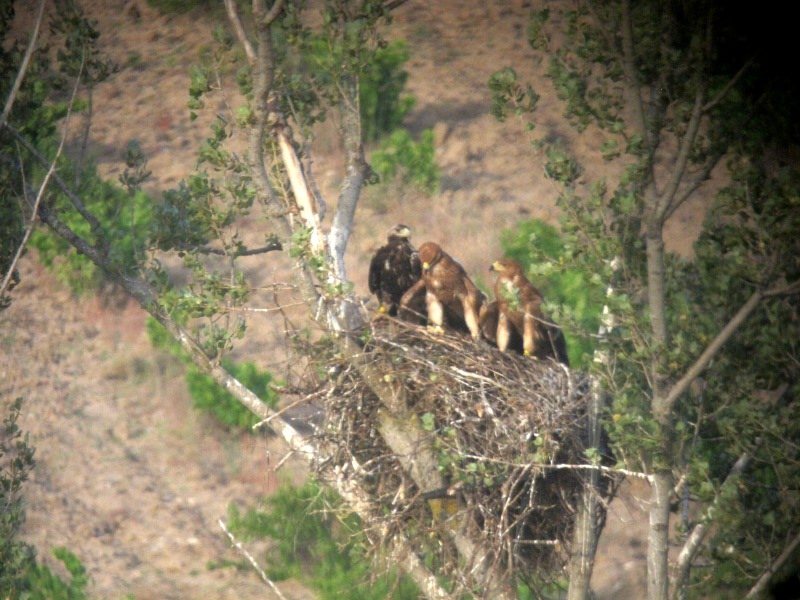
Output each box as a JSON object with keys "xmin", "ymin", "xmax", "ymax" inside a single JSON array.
[{"xmin": 311, "ymin": 316, "xmax": 617, "ymax": 588}]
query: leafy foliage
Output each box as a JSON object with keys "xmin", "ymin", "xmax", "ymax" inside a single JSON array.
[
  {"xmin": 1, "ymin": 0, "xmax": 62, "ymax": 307},
  {"xmin": 146, "ymin": 317, "xmax": 279, "ymax": 430},
  {"xmin": 0, "ymin": 0, "xmax": 143, "ymax": 297},
  {"xmin": 0, "ymin": 398, "xmax": 36, "ymax": 596},
  {"xmin": 0, "ymin": 192, "xmax": 23, "ymax": 310},
  {"xmin": 29, "ymin": 165, "xmax": 154, "ymax": 295},
  {"xmin": 24, "ymin": 547, "xmax": 91, "ymax": 600},
  {"xmin": 370, "ymin": 128, "xmax": 440, "ymax": 194},
  {"xmin": 227, "ymin": 482, "xmax": 419, "ymax": 599},
  {"xmin": 186, "ymin": 361, "xmax": 278, "ymax": 430},
  {"xmin": 357, "ymin": 40, "xmax": 415, "ymax": 143},
  {"xmin": 276, "ymin": 4, "xmax": 411, "ymax": 137}
]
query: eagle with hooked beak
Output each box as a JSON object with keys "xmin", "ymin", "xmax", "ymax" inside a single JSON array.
[
  {"xmin": 487, "ymin": 258, "xmax": 569, "ymax": 365},
  {"xmin": 368, "ymin": 224, "xmax": 422, "ymax": 317},
  {"xmin": 400, "ymin": 241, "xmax": 484, "ymax": 339}
]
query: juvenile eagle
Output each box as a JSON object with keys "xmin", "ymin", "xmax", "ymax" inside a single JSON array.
[
  {"xmin": 368, "ymin": 224, "xmax": 422, "ymax": 317},
  {"xmin": 400, "ymin": 242, "xmax": 484, "ymax": 339},
  {"xmin": 479, "ymin": 300, "xmax": 524, "ymax": 353},
  {"xmin": 489, "ymin": 258, "xmax": 569, "ymax": 365}
]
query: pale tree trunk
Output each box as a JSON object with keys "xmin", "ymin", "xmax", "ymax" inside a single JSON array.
[
  {"xmin": 330, "ymin": 71, "xmax": 368, "ymax": 332},
  {"xmin": 566, "ymin": 388, "xmax": 602, "ymax": 600},
  {"xmin": 567, "ymin": 258, "xmax": 620, "ymax": 600},
  {"xmin": 645, "ymin": 225, "xmax": 673, "ymax": 600}
]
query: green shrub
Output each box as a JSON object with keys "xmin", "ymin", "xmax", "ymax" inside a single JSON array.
[
  {"xmin": 0, "ymin": 398, "xmax": 37, "ymax": 596},
  {"xmin": 370, "ymin": 129, "xmax": 440, "ymax": 195},
  {"xmin": 28, "ymin": 161, "xmax": 154, "ymax": 295},
  {"xmin": 146, "ymin": 317, "xmax": 279, "ymax": 430},
  {"xmin": 186, "ymin": 360, "xmax": 278, "ymax": 429},
  {"xmin": 24, "ymin": 547, "xmax": 90, "ymax": 600},
  {"xmin": 358, "ymin": 41, "xmax": 415, "ymax": 142},
  {"xmin": 227, "ymin": 482, "xmax": 419, "ymax": 599}
]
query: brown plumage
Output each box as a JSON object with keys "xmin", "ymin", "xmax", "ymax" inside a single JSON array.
[
  {"xmin": 368, "ymin": 224, "xmax": 422, "ymax": 317},
  {"xmin": 479, "ymin": 300, "xmax": 524, "ymax": 353},
  {"xmin": 489, "ymin": 258, "xmax": 569, "ymax": 365},
  {"xmin": 400, "ymin": 242, "xmax": 483, "ymax": 338}
]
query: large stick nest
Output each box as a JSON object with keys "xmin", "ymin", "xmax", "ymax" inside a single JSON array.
[{"xmin": 310, "ymin": 316, "xmax": 617, "ymax": 586}]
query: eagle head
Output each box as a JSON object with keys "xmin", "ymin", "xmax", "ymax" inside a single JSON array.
[
  {"xmin": 490, "ymin": 258, "xmax": 521, "ymax": 274},
  {"xmin": 417, "ymin": 242, "xmax": 442, "ymax": 271},
  {"xmin": 388, "ymin": 224, "xmax": 411, "ymax": 240}
]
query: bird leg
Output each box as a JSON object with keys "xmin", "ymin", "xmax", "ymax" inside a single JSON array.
[
  {"xmin": 462, "ymin": 297, "xmax": 481, "ymax": 340},
  {"xmin": 497, "ymin": 311, "xmax": 511, "ymax": 352},
  {"xmin": 426, "ymin": 291, "xmax": 445, "ymax": 334},
  {"xmin": 523, "ymin": 311, "xmax": 537, "ymax": 357}
]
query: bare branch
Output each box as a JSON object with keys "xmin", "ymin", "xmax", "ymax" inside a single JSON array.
[
  {"xmin": 745, "ymin": 529, "xmax": 800, "ymax": 599},
  {"xmin": 663, "ymin": 279, "xmax": 800, "ymax": 416},
  {"xmin": 703, "ymin": 57, "xmax": 755, "ymax": 113},
  {"xmin": 261, "ymin": 0, "xmax": 285, "ymax": 26},
  {"xmin": 654, "ymin": 87, "xmax": 705, "ymax": 222},
  {"xmin": 1, "ymin": 0, "xmax": 47, "ymax": 127},
  {"xmin": 382, "ymin": 0, "xmax": 409, "ymax": 10},
  {"xmin": 670, "ymin": 453, "xmax": 751, "ymax": 599},
  {"xmin": 662, "ymin": 150, "xmax": 724, "ymax": 222},
  {"xmin": 219, "ymin": 519, "xmax": 289, "ymax": 599},
  {"xmin": 3, "ymin": 123, "xmax": 104, "ymax": 233},
  {"xmin": 276, "ymin": 128, "xmax": 325, "ymax": 254},
  {"xmin": 224, "ymin": 0, "xmax": 255, "ymax": 65},
  {"xmin": 620, "ymin": 0, "xmax": 647, "ymax": 137},
  {"xmin": 174, "ymin": 241, "xmax": 283, "ymax": 257}
]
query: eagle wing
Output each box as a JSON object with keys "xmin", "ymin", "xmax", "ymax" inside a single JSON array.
[
  {"xmin": 368, "ymin": 245, "xmax": 389, "ymax": 295},
  {"xmin": 426, "ymin": 256, "xmax": 482, "ymax": 338}
]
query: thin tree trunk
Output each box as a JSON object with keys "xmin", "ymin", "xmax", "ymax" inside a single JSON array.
[
  {"xmin": 331, "ymin": 72, "xmax": 367, "ymax": 332},
  {"xmin": 671, "ymin": 453, "xmax": 750, "ymax": 600},
  {"xmin": 567, "ymin": 257, "xmax": 619, "ymax": 600},
  {"xmin": 645, "ymin": 228, "xmax": 673, "ymax": 600},
  {"xmin": 648, "ymin": 469, "xmax": 673, "ymax": 600}
]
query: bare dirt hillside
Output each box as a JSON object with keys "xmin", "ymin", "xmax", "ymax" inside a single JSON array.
[{"xmin": 1, "ymin": 0, "xmax": 707, "ymax": 597}]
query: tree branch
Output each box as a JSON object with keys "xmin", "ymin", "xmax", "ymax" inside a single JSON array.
[
  {"xmin": 662, "ymin": 279, "xmax": 800, "ymax": 416},
  {"xmin": 224, "ymin": 0, "xmax": 255, "ymax": 65},
  {"xmin": 654, "ymin": 87, "xmax": 705, "ymax": 223},
  {"xmin": 1, "ymin": 0, "xmax": 47, "ymax": 127},
  {"xmin": 620, "ymin": 0, "xmax": 647, "ymax": 137},
  {"xmin": 219, "ymin": 519, "xmax": 289, "ymax": 599},
  {"xmin": 702, "ymin": 57, "xmax": 755, "ymax": 113},
  {"xmin": 175, "ymin": 241, "xmax": 283, "ymax": 257},
  {"xmin": 745, "ymin": 529, "xmax": 800, "ymax": 599},
  {"xmin": 4, "ymin": 123, "xmax": 104, "ymax": 233},
  {"xmin": 670, "ymin": 453, "xmax": 751, "ymax": 599}
]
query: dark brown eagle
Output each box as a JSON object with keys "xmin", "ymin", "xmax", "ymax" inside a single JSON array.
[
  {"xmin": 400, "ymin": 241, "xmax": 484, "ymax": 339},
  {"xmin": 368, "ymin": 224, "xmax": 422, "ymax": 317},
  {"xmin": 487, "ymin": 258, "xmax": 569, "ymax": 365}
]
